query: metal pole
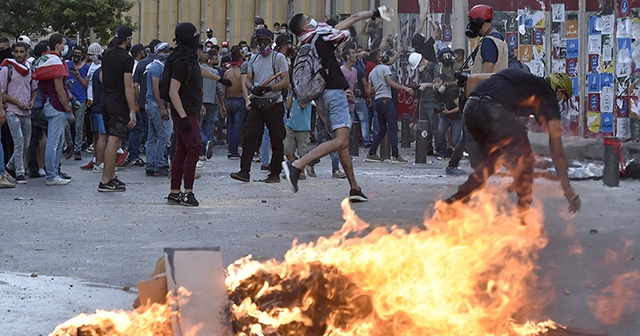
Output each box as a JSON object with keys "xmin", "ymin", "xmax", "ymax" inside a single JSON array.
[
  {"xmin": 578, "ymin": 0, "xmax": 587, "ymax": 135},
  {"xmin": 415, "ymin": 120, "xmax": 429, "ymax": 163},
  {"xmin": 401, "ymin": 113, "xmax": 411, "ymax": 148},
  {"xmin": 380, "ymin": 132, "xmax": 390, "ymax": 160}
]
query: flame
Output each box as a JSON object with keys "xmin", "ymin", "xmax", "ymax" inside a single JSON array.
[
  {"xmin": 589, "ymin": 270, "xmax": 640, "ymax": 325},
  {"xmin": 227, "ymin": 188, "xmax": 555, "ymax": 335}
]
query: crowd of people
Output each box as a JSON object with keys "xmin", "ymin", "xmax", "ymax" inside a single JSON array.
[{"xmin": 0, "ymin": 3, "xmax": 581, "ymax": 212}]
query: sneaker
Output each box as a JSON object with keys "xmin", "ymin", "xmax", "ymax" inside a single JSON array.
[
  {"xmin": 145, "ymin": 169, "xmax": 155, "ymax": 176},
  {"xmin": 121, "ymin": 159, "xmax": 135, "ymax": 167},
  {"xmin": 4, "ymin": 172, "xmax": 16, "ymax": 183},
  {"xmin": 0, "ymin": 175, "xmax": 15, "ymax": 188},
  {"xmin": 154, "ymin": 169, "xmax": 169, "ymax": 177},
  {"xmin": 298, "ymin": 174, "xmax": 306, "ymax": 180},
  {"xmin": 332, "ymin": 170, "xmax": 347, "ymax": 179},
  {"xmin": 74, "ymin": 151, "xmax": 82, "ymax": 161},
  {"xmin": 230, "ymin": 171, "xmax": 250, "ymax": 182},
  {"xmin": 167, "ymin": 192, "xmax": 183, "ymax": 205},
  {"xmin": 227, "ymin": 153, "xmax": 241, "ymax": 160},
  {"xmin": 92, "ymin": 163, "xmax": 104, "ymax": 173},
  {"xmin": 80, "ymin": 161, "xmax": 95, "ymax": 170},
  {"xmin": 445, "ymin": 166, "xmax": 467, "ymax": 176},
  {"xmin": 365, "ymin": 154, "xmax": 384, "ymax": 163},
  {"xmin": 113, "ymin": 177, "xmax": 126, "ymax": 187},
  {"xmin": 260, "ymin": 164, "xmax": 270, "ymax": 171},
  {"xmin": 38, "ymin": 168, "xmax": 46, "ymax": 176},
  {"xmin": 263, "ymin": 173, "xmax": 280, "ymax": 183},
  {"xmin": 306, "ymin": 165, "xmax": 316, "ymax": 177},
  {"xmin": 180, "ymin": 192, "xmax": 199, "ymax": 206},
  {"xmin": 86, "ymin": 144, "xmax": 94, "ymax": 154},
  {"xmin": 253, "ymin": 153, "xmax": 260, "ymax": 162},
  {"xmin": 115, "ymin": 150, "xmax": 129, "ymax": 167},
  {"xmin": 282, "ymin": 160, "xmax": 301, "ymax": 193},
  {"xmin": 196, "ymin": 161, "xmax": 205, "ymax": 169},
  {"xmin": 58, "ymin": 170, "xmax": 71, "ymax": 180},
  {"xmin": 363, "ymin": 143, "xmax": 372, "ymax": 148},
  {"xmin": 199, "ymin": 155, "xmax": 207, "ymax": 162},
  {"xmin": 15, "ymin": 175, "xmax": 27, "ymax": 184},
  {"xmin": 206, "ymin": 140, "xmax": 214, "ymax": 159},
  {"xmin": 5, "ymin": 167, "xmax": 17, "ymax": 180},
  {"xmin": 133, "ymin": 158, "xmax": 146, "ymax": 167},
  {"xmin": 391, "ymin": 156, "xmax": 408, "ymax": 164},
  {"xmin": 349, "ymin": 187, "xmax": 368, "ymax": 202},
  {"xmin": 45, "ymin": 176, "xmax": 71, "ymax": 186},
  {"xmin": 97, "ymin": 179, "xmax": 125, "ymax": 192},
  {"xmin": 63, "ymin": 146, "xmax": 73, "ymax": 160}
]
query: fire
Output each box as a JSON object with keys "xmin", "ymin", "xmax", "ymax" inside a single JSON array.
[{"xmin": 226, "ymin": 188, "xmax": 556, "ymax": 335}]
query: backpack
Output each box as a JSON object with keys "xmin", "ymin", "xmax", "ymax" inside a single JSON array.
[
  {"xmin": 292, "ymin": 34, "xmax": 326, "ymax": 105},
  {"xmin": 159, "ymin": 59, "xmax": 192, "ymax": 102}
]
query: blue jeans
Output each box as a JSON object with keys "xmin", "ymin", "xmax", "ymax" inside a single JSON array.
[
  {"xmin": 43, "ymin": 101, "xmax": 67, "ymax": 181},
  {"xmin": 201, "ymin": 103, "xmax": 219, "ymax": 154},
  {"xmin": 353, "ymin": 98, "xmax": 371, "ymax": 145},
  {"xmin": 127, "ymin": 110, "xmax": 147, "ymax": 160},
  {"xmin": 146, "ymin": 102, "xmax": 172, "ymax": 172},
  {"xmin": 261, "ymin": 125, "xmax": 270, "ymax": 163},
  {"xmin": 437, "ymin": 114, "xmax": 463, "ymax": 156},
  {"xmin": 369, "ymin": 97, "xmax": 399, "ymax": 158},
  {"xmin": 316, "ymin": 116, "xmax": 340, "ymax": 171},
  {"xmin": 225, "ymin": 98, "xmax": 244, "ymax": 155},
  {"xmin": 0, "ymin": 125, "xmax": 5, "ymax": 175}
]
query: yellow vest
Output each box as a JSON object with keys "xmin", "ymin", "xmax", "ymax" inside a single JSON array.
[{"xmin": 471, "ymin": 34, "xmax": 508, "ymax": 74}]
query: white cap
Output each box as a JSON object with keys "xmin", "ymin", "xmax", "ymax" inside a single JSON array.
[
  {"xmin": 408, "ymin": 52, "xmax": 423, "ymax": 70},
  {"xmin": 17, "ymin": 35, "xmax": 31, "ymax": 47},
  {"xmin": 206, "ymin": 37, "xmax": 218, "ymax": 46}
]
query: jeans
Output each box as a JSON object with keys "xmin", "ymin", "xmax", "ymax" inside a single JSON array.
[
  {"xmin": 6, "ymin": 112, "xmax": 31, "ymax": 176},
  {"xmin": 436, "ymin": 114, "xmax": 463, "ymax": 156},
  {"xmin": 146, "ymin": 102, "xmax": 172, "ymax": 172},
  {"xmin": 239, "ymin": 102, "xmax": 285, "ymax": 174},
  {"xmin": 201, "ymin": 103, "xmax": 219, "ymax": 154},
  {"xmin": 127, "ymin": 109, "xmax": 147, "ymax": 160},
  {"xmin": 369, "ymin": 97, "xmax": 400, "ymax": 158},
  {"xmin": 225, "ymin": 98, "xmax": 244, "ymax": 155},
  {"xmin": 353, "ymin": 97, "xmax": 371, "ymax": 145},
  {"xmin": 72, "ymin": 100, "xmax": 86, "ymax": 151},
  {"xmin": 261, "ymin": 126, "xmax": 270, "ymax": 163},
  {"xmin": 43, "ymin": 101, "xmax": 67, "ymax": 181},
  {"xmin": 0, "ymin": 124, "xmax": 4, "ymax": 175},
  {"xmin": 316, "ymin": 116, "xmax": 340, "ymax": 171}
]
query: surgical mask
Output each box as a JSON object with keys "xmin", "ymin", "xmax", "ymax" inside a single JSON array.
[
  {"xmin": 280, "ymin": 29, "xmax": 287, "ymax": 34},
  {"xmin": 61, "ymin": 45, "xmax": 69, "ymax": 56},
  {"xmin": 72, "ymin": 54, "xmax": 81, "ymax": 63},
  {"xmin": 242, "ymin": 46, "xmax": 249, "ymax": 53},
  {"xmin": 221, "ymin": 47, "xmax": 228, "ymax": 53},
  {"xmin": 204, "ymin": 47, "xmax": 211, "ymax": 52},
  {"xmin": 309, "ymin": 19, "xmax": 318, "ymax": 29},
  {"xmin": 258, "ymin": 43, "xmax": 272, "ymax": 56}
]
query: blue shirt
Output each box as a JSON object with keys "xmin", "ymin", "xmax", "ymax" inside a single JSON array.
[
  {"xmin": 286, "ymin": 95, "xmax": 311, "ymax": 131},
  {"xmin": 354, "ymin": 63, "xmax": 366, "ymax": 98},
  {"xmin": 145, "ymin": 61, "xmax": 164, "ymax": 103},
  {"xmin": 480, "ymin": 31, "xmax": 505, "ymax": 65},
  {"xmin": 66, "ymin": 61, "xmax": 89, "ymax": 102}
]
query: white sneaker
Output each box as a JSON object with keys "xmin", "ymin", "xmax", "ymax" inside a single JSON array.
[
  {"xmin": 38, "ymin": 168, "xmax": 46, "ymax": 176},
  {"xmin": 4, "ymin": 173, "xmax": 16, "ymax": 183},
  {"xmin": 199, "ymin": 155, "xmax": 207, "ymax": 162},
  {"xmin": 92, "ymin": 163, "xmax": 104, "ymax": 173},
  {"xmin": 196, "ymin": 161, "xmax": 205, "ymax": 169},
  {"xmin": 45, "ymin": 176, "xmax": 71, "ymax": 186},
  {"xmin": 0, "ymin": 174, "xmax": 15, "ymax": 188}
]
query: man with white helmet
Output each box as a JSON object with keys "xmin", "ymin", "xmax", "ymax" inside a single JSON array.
[
  {"xmin": 408, "ymin": 51, "xmax": 442, "ymax": 157},
  {"xmin": 444, "ymin": 69, "xmax": 581, "ymax": 214}
]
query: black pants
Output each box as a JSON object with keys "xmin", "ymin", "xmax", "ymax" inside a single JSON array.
[
  {"xmin": 28, "ymin": 107, "xmax": 48, "ymax": 176},
  {"xmin": 451, "ymin": 96, "xmax": 535, "ymax": 207},
  {"xmin": 240, "ymin": 102, "xmax": 285, "ymax": 174}
]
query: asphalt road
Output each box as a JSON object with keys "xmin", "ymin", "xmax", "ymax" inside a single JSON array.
[{"xmin": 0, "ymin": 145, "xmax": 638, "ymax": 335}]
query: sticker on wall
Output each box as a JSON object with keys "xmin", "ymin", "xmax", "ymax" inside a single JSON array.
[
  {"xmin": 554, "ymin": 46, "xmax": 566, "ymax": 59},
  {"xmin": 589, "ymin": 16, "xmax": 600, "ymax": 35},
  {"xmin": 551, "ymin": 33, "xmax": 563, "ymax": 47},
  {"xmin": 587, "ymin": 112, "xmax": 601, "ymax": 133},
  {"xmin": 616, "ymin": 58, "xmax": 632, "ymax": 77},
  {"xmin": 617, "ymin": 117, "xmax": 630, "ymax": 138},
  {"xmin": 601, "ymin": 113, "xmax": 615, "ymax": 133},
  {"xmin": 589, "ymin": 35, "xmax": 602, "ymax": 54},
  {"xmin": 552, "ymin": 60, "xmax": 566, "ymax": 73},
  {"xmin": 589, "ymin": 54, "xmax": 600, "ymax": 72},
  {"xmin": 617, "ymin": 18, "xmax": 631, "ymax": 38},
  {"xmin": 567, "ymin": 59, "xmax": 578, "ymax": 77},
  {"xmin": 519, "ymin": 45, "xmax": 533, "ymax": 62},
  {"xmin": 571, "ymin": 77, "xmax": 579, "ymax": 96},
  {"xmin": 506, "ymin": 15, "xmax": 519, "ymax": 32},
  {"xmin": 520, "ymin": 28, "xmax": 532, "ymax": 45},
  {"xmin": 619, "ymin": 0, "xmax": 630, "ymax": 17},
  {"xmin": 533, "ymin": 28, "xmax": 544, "ymax": 45},
  {"xmin": 566, "ymin": 39, "xmax": 579, "ymax": 58},
  {"xmin": 599, "ymin": 15, "xmax": 615, "ymax": 35},
  {"xmin": 618, "ymin": 38, "xmax": 632, "ymax": 53},
  {"xmin": 566, "ymin": 20, "xmax": 579, "ymax": 39},
  {"xmin": 529, "ymin": 59, "xmax": 545, "ymax": 77},
  {"xmin": 507, "ymin": 32, "xmax": 518, "ymax": 50},
  {"xmin": 442, "ymin": 24, "xmax": 452, "ymax": 42},
  {"xmin": 588, "ymin": 73, "xmax": 601, "ymax": 92},
  {"xmin": 601, "ymin": 73, "xmax": 614, "ymax": 87},
  {"xmin": 601, "ymin": 60, "xmax": 615, "ymax": 73},
  {"xmin": 589, "ymin": 93, "xmax": 601, "ymax": 111},
  {"xmin": 552, "ymin": 3, "xmax": 565, "ymax": 23},
  {"xmin": 617, "ymin": 98, "xmax": 629, "ymax": 117},
  {"xmin": 601, "ymin": 87, "xmax": 614, "ymax": 112}
]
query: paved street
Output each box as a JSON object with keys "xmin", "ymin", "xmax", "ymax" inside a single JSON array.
[{"xmin": 0, "ymin": 142, "xmax": 639, "ymax": 335}]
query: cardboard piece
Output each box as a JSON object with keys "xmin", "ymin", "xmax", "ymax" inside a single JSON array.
[
  {"xmin": 135, "ymin": 257, "xmax": 168, "ymax": 309},
  {"xmin": 164, "ymin": 247, "xmax": 233, "ymax": 336}
]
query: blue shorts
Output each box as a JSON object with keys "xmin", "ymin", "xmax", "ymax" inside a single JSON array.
[
  {"xmin": 315, "ymin": 89, "xmax": 352, "ymax": 132},
  {"xmin": 91, "ymin": 112, "xmax": 106, "ymax": 135}
]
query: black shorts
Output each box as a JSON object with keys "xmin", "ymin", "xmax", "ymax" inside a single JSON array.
[{"xmin": 101, "ymin": 96, "xmax": 130, "ymax": 138}]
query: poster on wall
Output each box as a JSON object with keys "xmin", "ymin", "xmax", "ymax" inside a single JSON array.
[
  {"xmin": 552, "ymin": 3, "xmax": 565, "ymax": 23},
  {"xmin": 617, "ymin": 117, "xmax": 631, "ymax": 138},
  {"xmin": 601, "ymin": 113, "xmax": 615, "ymax": 133}
]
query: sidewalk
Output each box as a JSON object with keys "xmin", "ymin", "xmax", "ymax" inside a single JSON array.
[{"xmin": 529, "ymin": 131, "xmax": 640, "ymax": 162}]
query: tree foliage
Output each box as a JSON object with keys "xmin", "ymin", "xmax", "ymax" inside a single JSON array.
[
  {"xmin": 0, "ymin": 0, "xmax": 51, "ymax": 38},
  {"xmin": 47, "ymin": 0, "xmax": 137, "ymax": 44}
]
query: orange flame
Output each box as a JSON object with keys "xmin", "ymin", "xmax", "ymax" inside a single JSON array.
[
  {"xmin": 227, "ymin": 188, "xmax": 555, "ymax": 335},
  {"xmin": 589, "ymin": 270, "xmax": 640, "ymax": 325}
]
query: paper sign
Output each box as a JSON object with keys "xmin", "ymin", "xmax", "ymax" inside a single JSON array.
[
  {"xmin": 618, "ymin": 37, "xmax": 632, "ymax": 53},
  {"xmin": 442, "ymin": 24, "xmax": 452, "ymax": 42},
  {"xmin": 601, "ymin": 73, "xmax": 614, "ymax": 87},
  {"xmin": 589, "ymin": 16, "xmax": 600, "ymax": 35},
  {"xmin": 588, "ymin": 73, "xmax": 601, "ymax": 92},
  {"xmin": 519, "ymin": 45, "xmax": 533, "ymax": 62},
  {"xmin": 552, "ymin": 59, "xmax": 566, "ymax": 73},
  {"xmin": 552, "ymin": 3, "xmax": 565, "ymax": 22},
  {"xmin": 601, "ymin": 113, "xmax": 615, "ymax": 133},
  {"xmin": 619, "ymin": 0, "xmax": 630, "ymax": 17},
  {"xmin": 616, "ymin": 59, "xmax": 631, "ymax": 77},
  {"xmin": 533, "ymin": 28, "xmax": 544, "ymax": 45},
  {"xmin": 520, "ymin": 28, "xmax": 532, "ymax": 45},
  {"xmin": 587, "ymin": 112, "xmax": 601, "ymax": 133},
  {"xmin": 566, "ymin": 39, "xmax": 579, "ymax": 58},
  {"xmin": 617, "ymin": 117, "xmax": 630, "ymax": 138},
  {"xmin": 600, "ymin": 15, "xmax": 615, "ymax": 35},
  {"xmin": 506, "ymin": 15, "xmax": 519, "ymax": 32},
  {"xmin": 589, "ymin": 54, "xmax": 600, "ymax": 72},
  {"xmin": 589, "ymin": 93, "xmax": 601, "ymax": 111},
  {"xmin": 551, "ymin": 33, "xmax": 563, "ymax": 47},
  {"xmin": 566, "ymin": 20, "xmax": 579, "ymax": 39},
  {"xmin": 617, "ymin": 98, "xmax": 629, "ymax": 117},
  {"xmin": 554, "ymin": 46, "xmax": 566, "ymax": 59},
  {"xmin": 567, "ymin": 59, "xmax": 578, "ymax": 77},
  {"xmin": 507, "ymin": 32, "xmax": 518, "ymax": 50},
  {"xmin": 617, "ymin": 18, "xmax": 631, "ymax": 38},
  {"xmin": 601, "ymin": 87, "xmax": 614, "ymax": 112},
  {"xmin": 588, "ymin": 35, "xmax": 602, "ymax": 54},
  {"xmin": 571, "ymin": 77, "xmax": 579, "ymax": 96},
  {"xmin": 529, "ymin": 59, "xmax": 545, "ymax": 77},
  {"xmin": 601, "ymin": 60, "xmax": 614, "ymax": 73}
]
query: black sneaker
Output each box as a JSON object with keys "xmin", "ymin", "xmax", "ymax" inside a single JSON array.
[
  {"xmin": 227, "ymin": 153, "xmax": 241, "ymax": 160},
  {"xmin": 74, "ymin": 151, "xmax": 82, "ymax": 161},
  {"xmin": 133, "ymin": 158, "xmax": 146, "ymax": 167},
  {"xmin": 349, "ymin": 187, "xmax": 368, "ymax": 202},
  {"xmin": 180, "ymin": 192, "xmax": 199, "ymax": 206},
  {"xmin": 145, "ymin": 169, "xmax": 155, "ymax": 176},
  {"xmin": 264, "ymin": 173, "xmax": 280, "ymax": 183},
  {"xmin": 98, "ymin": 180, "xmax": 125, "ymax": 192},
  {"xmin": 6, "ymin": 167, "xmax": 17, "ymax": 179},
  {"xmin": 15, "ymin": 175, "xmax": 27, "ymax": 184},
  {"xmin": 282, "ymin": 160, "xmax": 301, "ymax": 193},
  {"xmin": 260, "ymin": 163, "xmax": 270, "ymax": 171},
  {"xmin": 58, "ymin": 170, "xmax": 71, "ymax": 180},
  {"xmin": 206, "ymin": 140, "xmax": 214, "ymax": 159},
  {"xmin": 167, "ymin": 192, "xmax": 183, "ymax": 205},
  {"xmin": 112, "ymin": 177, "xmax": 125, "ymax": 187},
  {"xmin": 230, "ymin": 171, "xmax": 250, "ymax": 182}
]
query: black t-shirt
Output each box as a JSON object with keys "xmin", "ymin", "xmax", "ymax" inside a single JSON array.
[
  {"xmin": 315, "ymin": 36, "xmax": 349, "ymax": 90},
  {"xmin": 470, "ymin": 68, "xmax": 560, "ymax": 123},
  {"xmin": 435, "ymin": 87, "xmax": 461, "ymax": 120},
  {"xmin": 416, "ymin": 37, "xmax": 437, "ymax": 63},
  {"xmin": 101, "ymin": 47, "xmax": 134, "ymax": 103},
  {"xmin": 92, "ymin": 67, "xmax": 103, "ymax": 110},
  {"xmin": 170, "ymin": 59, "xmax": 203, "ymax": 117}
]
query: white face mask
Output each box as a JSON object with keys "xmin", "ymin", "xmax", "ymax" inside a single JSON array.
[
  {"xmin": 280, "ymin": 29, "xmax": 287, "ymax": 34},
  {"xmin": 204, "ymin": 47, "xmax": 211, "ymax": 52},
  {"xmin": 221, "ymin": 48, "xmax": 228, "ymax": 53},
  {"xmin": 309, "ymin": 19, "xmax": 318, "ymax": 29},
  {"xmin": 61, "ymin": 44, "xmax": 69, "ymax": 56}
]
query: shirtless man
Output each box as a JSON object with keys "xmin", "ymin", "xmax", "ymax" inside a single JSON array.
[{"xmin": 224, "ymin": 48, "xmax": 245, "ymax": 159}]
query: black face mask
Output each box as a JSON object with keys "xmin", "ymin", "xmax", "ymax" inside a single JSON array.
[
  {"xmin": 125, "ymin": 42, "xmax": 132, "ymax": 52},
  {"xmin": 465, "ymin": 18, "xmax": 485, "ymax": 38},
  {"xmin": 181, "ymin": 35, "xmax": 200, "ymax": 49},
  {"xmin": 0, "ymin": 48, "xmax": 12, "ymax": 61},
  {"xmin": 72, "ymin": 55, "xmax": 82, "ymax": 63}
]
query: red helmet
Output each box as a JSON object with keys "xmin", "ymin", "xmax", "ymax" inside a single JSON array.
[
  {"xmin": 468, "ymin": 4, "xmax": 493, "ymax": 22},
  {"xmin": 222, "ymin": 41, "xmax": 229, "ymax": 47}
]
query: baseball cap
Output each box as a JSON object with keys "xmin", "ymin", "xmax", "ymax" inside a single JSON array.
[
  {"xmin": 221, "ymin": 41, "xmax": 229, "ymax": 47},
  {"xmin": 130, "ymin": 43, "xmax": 145, "ymax": 56},
  {"xmin": 275, "ymin": 34, "xmax": 292, "ymax": 47},
  {"xmin": 256, "ymin": 28, "xmax": 274, "ymax": 40},
  {"xmin": 255, "ymin": 17, "xmax": 265, "ymax": 25},
  {"xmin": 154, "ymin": 42, "xmax": 171, "ymax": 53},
  {"xmin": 17, "ymin": 35, "xmax": 31, "ymax": 47},
  {"xmin": 113, "ymin": 25, "xmax": 133, "ymax": 44}
]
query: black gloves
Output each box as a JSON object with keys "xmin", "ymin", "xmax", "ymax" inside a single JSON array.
[
  {"xmin": 251, "ymin": 86, "xmax": 272, "ymax": 96},
  {"xmin": 455, "ymin": 71, "xmax": 469, "ymax": 88},
  {"xmin": 219, "ymin": 78, "xmax": 232, "ymax": 87},
  {"xmin": 180, "ymin": 117, "xmax": 192, "ymax": 132}
]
